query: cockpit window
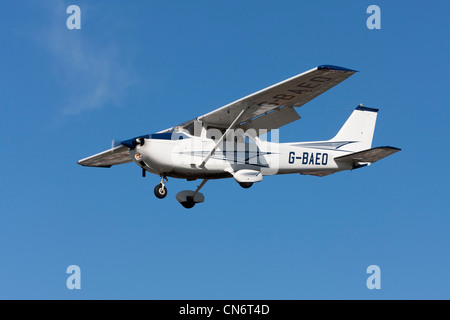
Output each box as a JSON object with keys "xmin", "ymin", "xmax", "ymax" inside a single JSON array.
[{"xmin": 173, "ymin": 119, "xmax": 201, "ymax": 137}]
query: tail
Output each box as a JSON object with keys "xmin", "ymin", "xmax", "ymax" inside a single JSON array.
[{"xmin": 329, "ymin": 105, "xmax": 378, "ymax": 152}]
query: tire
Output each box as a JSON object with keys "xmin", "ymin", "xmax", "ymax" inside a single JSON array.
[
  {"xmin": 239, "ymin": 182, "xmax": 253, "ymax": 189},
  {"xmin": 181, "ymin": 197, "xmax": 195, "ymax": 209},
  {"xmin": 181, "ymin": 201, "xmax": 195, "ymax": 209},
  {"xmin": 154, "ymin": 184, "xmax": 167, "ymax": 199}
]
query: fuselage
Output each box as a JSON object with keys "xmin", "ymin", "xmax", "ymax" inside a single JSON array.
[{"xmin": 129, "ymin": 133, "xmax": 353, "ymax": 180}]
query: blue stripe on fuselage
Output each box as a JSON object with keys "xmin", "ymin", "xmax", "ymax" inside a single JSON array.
[{"xmin": 121, "ymin": 132, "xmax": 190, "ymax": 148}]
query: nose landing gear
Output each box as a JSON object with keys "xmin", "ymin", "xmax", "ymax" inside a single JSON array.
[{"xmin": 154, "ymin": 176, "xmax": 168, "ymax": 199}]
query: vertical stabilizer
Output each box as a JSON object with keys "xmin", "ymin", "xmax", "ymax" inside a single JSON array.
[{"xmin": 330, "ymin": 106, "xmax": 378, "ymax": 152}]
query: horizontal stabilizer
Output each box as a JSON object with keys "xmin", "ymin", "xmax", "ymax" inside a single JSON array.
[
  {"xmin": 78, "ymin": 145, "xmax": 132, "ymax": 168},
  {"xmin": 300, "ymin": 170, "xmax": 341, "ymax": 177},
  {"xmin": 334, "ymin": 146, "xmax": 401, "ymax": 165}
]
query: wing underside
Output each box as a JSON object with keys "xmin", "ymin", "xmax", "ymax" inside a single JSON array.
[
  {"xmin": 198, "ymin": 65, "xmax": 357, "ymax": 131},
  {"xmin": 78, "ymin": 145, "xmax": 132, "ymax": 168}
]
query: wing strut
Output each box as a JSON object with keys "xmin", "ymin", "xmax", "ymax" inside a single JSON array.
[{"xmin": 198, "ymin": 107, "xmax": 248, "ymax": 168}]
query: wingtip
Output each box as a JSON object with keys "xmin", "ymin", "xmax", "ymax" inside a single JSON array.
[
  {"xmin": 318, "ymin": 65, "xmax": 358, "ymax": 73},
  {"xmin": 355, "ymin": 105, "xmax": 379, "ymax": 113},
  {"xmin": 77, "ymin": 160, "xmax": 89, "ymax": 167}
]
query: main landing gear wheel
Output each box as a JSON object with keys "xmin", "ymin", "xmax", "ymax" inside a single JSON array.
[
  {"xmin": 176, "ymin": 181, "xmax": 207, "ymax": 209},
  {"xmin": 154, "ymin": 184, "xmax": 167, "ymax": 199},
  {"xmin": 239, "ymin": 182, "xmax": 253, "ymax": 189},
  {"xmin": 180, "ymin": 197, "xmax": 196, "ymax": 209}
]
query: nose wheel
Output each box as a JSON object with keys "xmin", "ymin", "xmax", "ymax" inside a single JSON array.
[
  {"xmin": 154, "ymin": 176, "xmax": 168, "ymax": 199},
  {"xmin": 154, "ymin": 184, "xmax": 167, "ymax": 199}
]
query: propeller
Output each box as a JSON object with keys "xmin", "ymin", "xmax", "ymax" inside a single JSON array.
[{"xmin": 111, "ymin": 139, "xmax": 123, "ymax": 149}]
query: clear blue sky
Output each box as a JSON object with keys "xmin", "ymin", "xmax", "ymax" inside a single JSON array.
[{"xmin": 0, "ymin": 0, "xmax": 449, "ymax": 299}]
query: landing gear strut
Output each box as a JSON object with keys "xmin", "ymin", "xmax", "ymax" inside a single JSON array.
[{"xmin": 154, "ymin": 176, "xmax": 168, "ymax": 199}]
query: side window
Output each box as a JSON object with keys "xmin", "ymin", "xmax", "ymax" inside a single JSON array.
[
  {"xmin": 183, "ymin": 119, "xmax": 202, "ymax": 137},
  {"xmin": 183, "ymin": 122, "xmax": 195, "ymax": 136}
]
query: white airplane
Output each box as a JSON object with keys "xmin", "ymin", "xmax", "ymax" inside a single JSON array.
[{"xmin": 78, "ymin": 65, "xmax": 400, "ymax": 208}]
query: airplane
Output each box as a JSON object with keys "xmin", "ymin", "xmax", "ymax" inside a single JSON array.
[{"xmin": 78, "ymin": 65, "xmax": 401, "ymax": 209}]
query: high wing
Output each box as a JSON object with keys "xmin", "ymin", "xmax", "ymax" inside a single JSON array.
[
  {"xmin": 77, "ymin": 145, "xmax": 132, "ymax": 168},
  {"xmin": 78, "ymin": 65, "xmax": 356, "ymax": 168},
  {"xmin": 198, "ymin": 65, "xmax": 357, "ymax": 132}
]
